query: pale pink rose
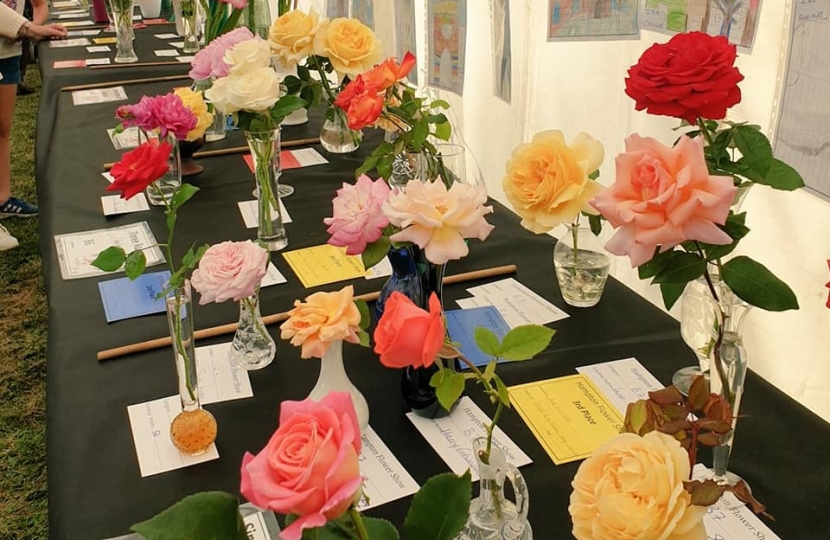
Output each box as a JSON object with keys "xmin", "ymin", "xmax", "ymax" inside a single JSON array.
[
  {"xmin": 191, "ymin": 240, "xmax": 269, "ymax": 304},
  {"xmin": 280, "ymin": 286, "xmax": 362, "ymax": 359},
  {"xmin": 591, "ymin": 135, "xmax": 736, "ymax": 267},
  {"xmin": 383, "ymin": 180, "xmax": 495, "ymax": 265},
  {"xmin": 240, "ymin": 392, "xmax": 362, "ymax": 540},
  {"xmin": 218, "ymin": 0, "xmax": 246, "ymax": 9},
  {"xmin": 324, "ymin": 175, "xmax": 391, "ymax": 255},
  {"xmin": 189, "ymin": 27, "xmax": 254, "ymax": 80}
]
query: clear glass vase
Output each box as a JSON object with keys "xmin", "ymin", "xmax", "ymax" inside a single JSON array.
[
  {"xmin": 192, "ymin": 78, "xmax": 227, "ymax": 142},
  {"xmin": 110, "ymin": 0, "xmax": 138, "ymax": 63},
  {"xmin": 673, "ymin": 275, "xmax": 720, "ymax": 395},
  {"xmin": 244, "ymin": 129, "xmax": 289, "ymax": 251},
  {"xmin": 552, "ymin": 224, "xmax": 610, "ymax": 308},
  {"xmin": 308, "ymin": 339, "xmax": 369, "ymax": 431},
  {"xmin": 179, "ymin": 0, "xmax": 200, "ymax": 53},
  {"xmin": 230, "ymin": 286, "xmax": 276, "ymax": 371},
  {"xmin": 320, "ymin": 109, "xmax": 362, "ymax": 154},
  {"xmin": 166, "ymin": 282, "xmax": 217, "ymax": 456},
  {"xmin": 389, "ymin": 143, "xmax": 467, "ymax": 190},
  {"xmin": 240, "ymin": 0, "xmax": 271, "ymax": 38},
  {"xmin": 145, "ymin": 133, "xmax": 182, "ymax": 206},
  {"xmin": 459, "ymin": 437, "xmax": 533, "ymax": 540}
]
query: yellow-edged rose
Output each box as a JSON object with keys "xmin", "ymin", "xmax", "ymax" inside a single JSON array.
[
  {"xmin": 313, "ymin": 17, "xmax": 382, "ymax": 77},
  {"xmin": 269, "ymin": 7, "xmax": 324, "ymax": 68},
  {"xmin": 279, "ymin": 285, "xmax": 362, "ymax": 359},
  {"xmin": 570, "ymin": 431, "xmax": 707, "ymax": 540},
  {"xmin": 503, "ymin": 130, "xmax": 604, "ymax": 233},
  {"xmin": 173, "ymin": 87, "xmax": 213, "ymax": 141}
]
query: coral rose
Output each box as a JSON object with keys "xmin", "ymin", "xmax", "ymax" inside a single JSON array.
[
  {"xmin": 269, "ymin": 7, "xmax": 324, "ymax": 68},
  {"xmin": 374, "ymin": 292, "xmax": 444, "ymax": 369},
  {"xmin": 625, "ymin": 32, "xmax": 744, "ymax": 124},
  {"xmin": 106, "ymin": 140, "xmax": 171, "ymax": 200},
  {"xmin": 570, "ymin": 431, "xmax": 706, "ymax": 540},
  {"xmin": 384, "ymin": 179, "xmax": 494, "ymax": 265},
  {"xmin": 313, "ymin": 17, "xmax": 382, "ymax": 77},
  {"xmin": 191, "ymin": 240, "xmax": 269, "ymax": 304},
  {"xmin": 173, "ymin": 87, "xmax": 213, "ymax": 141},
  {"xmin": 280, "ymin": 285, "xmax": 362, "ymax": 358},
  {"xmin": 591, "ymin": 134, "xmax": 736, "ymax": 267},
  {"xmin": 362, "ymin": 52, "xmax": 416, "ymax": 91},
  {"xmin": 324, "ymin": 174, "xmax": 391, "ymax": 255},
  {"xmin": 240, "ymin": 392, "xmax": 362, "ymax": 540},
  {"xmin": 503, "ymin": 130, "xmax": 604, "ymax": 233}
]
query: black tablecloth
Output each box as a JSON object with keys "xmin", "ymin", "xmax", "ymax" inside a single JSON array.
[{"xmin": 36, "ymin": 77, "xmax": 830, "ymax": 540}]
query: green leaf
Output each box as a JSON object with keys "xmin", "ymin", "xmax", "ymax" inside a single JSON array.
[
  {"xmin": 721, "ymin": 256, "xmax": 799, "ymax": 311},
  {"xmin": 482, "ymin": 360, "xmax": 497, "ymax": 382},
  {"xmin": 131, "ymin": 491, "xmax": 247, "ymax": 540},
  {"xmin": 411, "ymin": 117, "xmax": 429, "ymax": 151},
  {"xmin": 433, "ymin": 121, "xmax": 452, "ymax": 141},
  {"xmin": 430, "ymin": 368, "xmax": 465, "ymax": 411},
  {"xmin": 652, "ymin": 251, "xmax": 706, "ymax": 284},
  {"xmin": 429, "ymin": 99, "xmax": 451, "ymax": 109},
  {"xmin": 355, "ymin": 154, "xmax": 381, "ymax": 178},
  {"xmin": 170, "ymin": 183, "xmax": 200, "ymax": 212},
  {"xmin": 297, "ymin": 64, "xmax": 310, "ymax": 81},
  {"xmin": 493, "ymin": 375, "xmax": 511, "ymax": 408},
  {"xmin": 660, "ymin": 282, "xmax": 687, "ymax": 310},
  {"xmin": 270, "ymin": 95, "xmax": 308, "ymax": 122},
  {"xmin": 357, "ymin": 330, "xmax": 370, "ymax": 348},
  {"xmin": 587, "ymin": 213, "xmax": 603, "ymax": 236},
  {"xmin": 362, "ymin": 517, "xmax": 400, "ymax": 540},
  {"xmin": 496, "ymin": 325, "xmax": 554, "ymax": 361},
  {"xmin": 702, "ymin": 212, "xmax": 750, "ymax": 261},
  {"xmin": 758, "ymin": 158, "xmax": 805, "ymax": 191},
  {"xmin": 124, "ymin": 250, "xmax": 147, "ymax": 280},
  {"xmin": 427, "ymin": 113, "xmax": 448, "ymax": 124},
  {"xmin": 473, "ymin": 327, "xmax": 500, "ymax": 357},
  {"xmin": 91, "ymin": 246, "xmax": 127, "ymax": 272},
  {"xmin": 355, "ymin": 299, "xmax": 371, "ymax": 330},
  {"xmin": 404, "ymin": 471, "xmax": 471, "ymax": 540},
  {"xmin": 361, "ymin": 236, "xmax": 391, "ymax": 272},
  {"xmin": 706, "ymin": 128, "xmax": 732, "ymax": 163},
  {"xmin": 732, "ymin": 125, "xmax": 772, "ymax": 177},
  {"xmin": 283, "ymin": 75, "xmax": 302, "ymax": 95},
  {"xmin": 588, "ymin": 169, "xmax": 600, "ymax": 180},
  {"xmin": 624, "ymin": 400, "xmax": 648, "ymax": 434},
  {"xmin": 181, "ymin": 244, "xmax": 209, "ymax": 271},
  {"xmin": 376, "ymin": 155, "xmax": 395, "ymax": 180},
  {"xmin": 637, "ymin": 248, "xmax": 669, "ymax": 279}
]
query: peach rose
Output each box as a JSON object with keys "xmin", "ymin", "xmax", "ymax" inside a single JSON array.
[
  {"xmin": 268, "ymin": 8, "xmax": 324, "ymax": 68},
  {"xmin": 313, "ymin": 17, "xmax": 382, "ymax": 77},
  {"xmin": 591, "ymin": 134, "xmax": 736, "ymax": 267},
  {"xmin": 280, "ymin": 285, "xmax": 362, "ymax": 358},
  {"xmin": 503, "ymin": 130, "xmax": 604, "ymax": 233},
  {"xmin": 173, "ymin": 87, "xmax": 213, "ymax": 141},
  {"xmin": 374, "ymin": 292, "xmax": 444, "ymax": 369},
  {"xmin": 240, "ymin": 392, "xmax": 362, "ymax": 540},
  {"xmin": 570, "ymin": 431, "xmax": 706, "ymax": 540}
]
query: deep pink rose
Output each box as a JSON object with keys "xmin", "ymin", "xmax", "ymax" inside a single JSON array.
[
  {"xmin": 189, "ymin": 27, "xmax": 254, "ymax": 80},
  {"xmin": 240, "ymin": 392, "xmax": 363, "ymax": 540},
  {"xmin": 116, "ymin": 94, "xmax": 197, "ymax": 141},
  {"xmin": 591, "ymin": 134, "xmax": 737, "ymax": 267},
  {"xmin": 191, "ymin": 240, "xmax": 269, "ymax": 304},
  {"xmin": 324, "ymin": 175, "xmax": 391, "ymax": 255},
  {"xmin": 218, "ymin": 0, "xmax": 246, "ymax": 9}
]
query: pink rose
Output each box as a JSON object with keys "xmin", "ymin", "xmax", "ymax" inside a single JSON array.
[
  {"xmin": 116, "ymin": 94, "xmax": 197, "ymax": 141},
  {"xmin": 218, "ymin": 0, "xmax": 246, "ymax": 9},
  {"xmin": 324, "ymin": 175, "xmax": 391, "ymax": 255},
  {"xmin": 189, "ymin": 27, "xmax": 254, "ymax": 80},
  {"xmin": 240, "ymin": 392, "xmax": 363, "ymax": 540},
  {"xmin": 383, "ymin": 180, "xmax": 495, "ymax": 265},
  {"xmin": 591, "ymin": 135, "xmax": 736, "ymax": 267},
  {"xmin": 191, "ymin": 240, "xmax": 269, "ymax": 304}
]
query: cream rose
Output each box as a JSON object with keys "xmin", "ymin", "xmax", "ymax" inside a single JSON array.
[
  {"xmin": 570, "ymin": 431, "xmax": 707, "ymax": 540},
  {"xmin": 224, "ymin": 37, "xmax": 273, "ymax": 75},
  {"xmin": 503, "ymin": 130, "xmax": 604, "ymax": 233},
  {"xmin": 173, "ymin": 87, "xmax": 213, "ymax": 141},
  {"xmin": 279, "ymin": 285, "xmax": 362, "ymax": 359},
  {"xmin": 204, "ymin": 67, "xmax": 281, "ymax": 114},
  {"xmin": 269, "ymin": 8, "xmax": 324, "ymax": 68},
  {"xmin": 313, "ymin": 17, "xmax": 382, "ymax": 77}
]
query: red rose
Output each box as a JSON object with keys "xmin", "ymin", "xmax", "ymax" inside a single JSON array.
[
  {"xmin": 373, "ymin": 292, "xmax": 444, "ymax": 369},
  {"xmin": 106, "ymin": 140, "xmax": 172, "ymax": 200},
  {"xmin": 625, "ymin": 32, "xmax": 744, "ymax": 124}
]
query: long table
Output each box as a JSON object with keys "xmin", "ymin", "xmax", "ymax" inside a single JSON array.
[{"xmin": 35, "ymin": 34, "xmax": 830, "ymax": 540}]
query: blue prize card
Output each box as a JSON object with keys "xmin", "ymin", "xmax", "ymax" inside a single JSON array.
[
  {"xmin": 445, "ymin": 306, "xmax": 511, "ymax": 367},
  {"xmin": 98, "ymin": 271, "xmax": 171, "ymax": 323}
]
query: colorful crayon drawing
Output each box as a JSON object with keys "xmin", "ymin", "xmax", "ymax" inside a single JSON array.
[
  {"xmin": 428, "ymin": 0, "xmax": 467, "ymax": 95},
  {"xmin": 687, "ymin": 0, "xmax": 761, "ymax": 49},
  {"xmin": 547, "ymin": 0, "xmax": 638, "ymax": 39}
]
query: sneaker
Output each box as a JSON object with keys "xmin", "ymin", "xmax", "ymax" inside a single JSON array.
[
  {"xmin": 0, "ymin": 224, "xmax": 19, "ymax": 251},
  {"xmin": 0, "ymin": 197, "xmax": 39, "ymax": 218}
]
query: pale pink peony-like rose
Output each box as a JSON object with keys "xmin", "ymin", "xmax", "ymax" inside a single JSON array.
[
  {"xmin": 280, "ymin": 285, "xmax": 362, "ymax": 359},
  {"xmin": 191, "ymin": 240, "xmax": 269, "ymax": 304},
  {"xmin": 591, "ymin": 135, "xmax": 736, "ymax": 267},
  {"xmin": 324, "ymin": 175, "xmax": 391, "ymax": 255},
  {"xmin": 240, "ymin": 392, "xmax": 362, "ymax": 540},
  {"xmin": 383, "ymin": 180, "xmax": 494, "ymax": 265},
  {"xmin": 189, "ymin": 27, "xmax": 254, "ymax": 80}
]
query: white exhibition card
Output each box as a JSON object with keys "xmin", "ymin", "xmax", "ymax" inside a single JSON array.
[
  {"xmin": 86, "ymin": 45, "xmax": 111, "ymax": 53},
  {"xmin": 101, "ymin": 194, "xmax": 150, "ymax": 216},
  {"xmin": 406, "ymin": 396, "xmax": 531, "ymax": 481},
  {"xmin": 459, "ymin": 277, "xmax": 569, "ymax": 328},
  {"xmin": 107, "ymin": 126, "xmax": 140, "ymax": 150},
  {"xmin": 260, "ymin": 262, "xmax": 287, "ymax": 288},
  {"xmin": 101, "ymin": 171, "xmax": 114, "ymax": 183},
  {"xmin": 283, "ymin": 148, "xmax": 328, "ymax": 168},
  {"xmin": 85, "ymin": 58, "xmax": 111, "ymax": 66},
  {"xmin": 127, "ymin": 396, "xmax": 219, "ymax": 477},
  {"xmin": 176, "ymin": 56, "xmax": 195, "ymax": 63},
  {"xmin": 363, "ymin": 257, "xmax": 393, "ymax": 280},
  {"xmin": 356, "ymin": 427, "xmax": 420, "ymax": 511},
  {"xmin": 54, "ymin": 222, "xmax": 164, "ymax": 280},
  {"xmin": 154, "ymin": 32, "xmax": 179, "ymax": 39},
  {"xmin": 576, "ymin": 358, "xmax": 664, "ymax": 415},
  {"xmin": 72, "ymin": 86, "xmax": 128, "ymax": 106},
  {"xmin": 237, "ymin": 199, "xmax": 292, "ymax": 228},
  {"xmin": 154, "ymin": 49, "xmax": 179, "ymax": 57},
  {"xmin": 194, "ymin": 343, "xmax": 253, "ymax": 405},
  {"xmin": 56, "ymin": 11, "xmax": 89, "ymax": 19},
  {"xmin": 68, "ymin": 29, "xmax": 101, "ymax": 37},
  {"xmin": 169, "ymin": 41, "xmax": 185, "ymax": 48},
  {"xmin": 49, "ymin": 37, "xmax": 91, "ymax": 47}
]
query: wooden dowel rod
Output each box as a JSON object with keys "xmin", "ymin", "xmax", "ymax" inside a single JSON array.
[
  {"xmin": 96, "ymin": 264, "xmax": 517, "ymax": 362},
  {"xmin": 89, "ymin": 61, "xmax": 183, "ymax": 70},
  {"xmin": 61, "ymin": 74, "xmax": 191, "ymax": 92}
]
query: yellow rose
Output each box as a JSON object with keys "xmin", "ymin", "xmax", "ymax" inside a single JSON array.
[
  {"xmin": 313, "ymin": 17, "xmax": 382, "ymax": 77},
  {"xmin": 279, "ymin": 285, "xmax": 362, "ymax": 359},
  {"xmin": 174, "ymin": 87, "xmax": 213, "ymax": 142},
  {"xmin": 269, "ymin": 7, "xmax": 324, "ymax": 68},
  {"xmin": 570, "ymin": 432, "xmax": 707, "ymax": 540},
  {"xmin": 503, "ymin": 130, "xmax": 604, "ymax": 233}
]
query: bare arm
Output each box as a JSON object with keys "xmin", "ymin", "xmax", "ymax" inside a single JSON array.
[{"xmin": 30, "ymin": 0, "xmax": 47, "ymax": 26}]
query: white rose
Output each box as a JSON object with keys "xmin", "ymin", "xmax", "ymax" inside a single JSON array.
[
  {"xmin": 224, "ymin": 37, "xmax": 273, "ymax": 75},
  {"xmin": 205, "ymin": 68, "xmax": 281, "ymax": 114},
  {"xmin": 203, "ymin": 75, "xmax": 237, "ymax": 115}
]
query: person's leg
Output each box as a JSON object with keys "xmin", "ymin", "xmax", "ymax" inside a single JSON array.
[{"xmin": 0, "ymin": 55, "xmax": 37, "ymax": 218}]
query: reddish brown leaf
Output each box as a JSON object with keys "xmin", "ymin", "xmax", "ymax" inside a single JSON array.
[
  {"xmin": 703, "ymin": 395, "xmax": 734, "ymax": 424},
  {"xmin": 728, "ymin": 480, "xmax": 775, "ymax": 521},
  {"xmin": 624, "ymin": 400, "xmax": 649, "ymax": 435},
  {"xmin": 662, "ymin": 403, "xmax": 689, "ymax": 421},
  {"xmin": 684, "ymin": 479, "xmax": 725, "ymax": 506},
  {"xmin": 697, "ymin": 417, "xmax": 732, "ymax": 434},
  {"xmin": 688, "ymin": 375, "xmax": 710, "ymax": 411},
  {"xmin": 657, "ymin": 419, "xmax": 692, "ymax": 435},
  {"xmin": 648, "ymin": 386, "xmax": 684, "ymax": 405},
  {"xmin": 697, "ymin": 432, "xmax": 722, "ymax": 446}
]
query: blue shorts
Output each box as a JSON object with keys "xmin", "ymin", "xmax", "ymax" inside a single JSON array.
[{"xmin": 0, "ymin": 55, "xmax": 22, "ymax": 85}]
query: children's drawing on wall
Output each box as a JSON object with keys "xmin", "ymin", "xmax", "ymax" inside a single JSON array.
[
  {"xmin": 491, "ymin": 0, "xmax": 512, "ymax": 103},
  {"xmin": 687, "ymin": 0, "xmax": 761, "ymax": 49},
  {"xmin": 326, "ymin": 0, "xmax": 348, "ymax": 18},
  {"xmin": 428, "ymin": 0, "xmax": 467, "ymax": 95},
  {"xmin": 395, "ymin": 0, "xmax": 418, "ymax": 85},
  {"xmin": 547, "ymin": 0, "xmax": 639, "ymax": 39},
  {"xmin": 350, "ymin": 0, "xmax": 374, "ymax": 28}
]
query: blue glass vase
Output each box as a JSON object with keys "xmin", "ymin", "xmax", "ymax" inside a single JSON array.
[{"xmin": 374, "ymin": 246, "xmax": 424, "ymax": 319}]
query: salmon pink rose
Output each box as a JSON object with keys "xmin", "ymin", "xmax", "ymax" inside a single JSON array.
[
  {"xmin": 324, "ymin": 175, "xmax": 390, "ymax": 255},
  {"xmin": 591, "ymin": 134, "xmax": 736, "ymax": 267},
  {"xmin": 374, "ymin": 292, "xmax": 444, "ymax": 369},
  {"xmin": 240, "ymin": 392, "xmax": 362, "ymax": 540},
  {"xmin": 191, "ymin": 240, "xmax": 269, "ymax": 304},
  {"xmin": 280, "ymin": 285, "xmax": 362, "ymax": 358}
]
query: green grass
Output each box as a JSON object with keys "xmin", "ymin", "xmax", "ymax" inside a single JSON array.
[{"xmin": 0, "ymin": 69, "xmax": 49, "ymax": 540}]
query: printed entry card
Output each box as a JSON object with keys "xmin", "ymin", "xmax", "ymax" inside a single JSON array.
[
  {"xmin": 576, "ymin": 357, "xmax": 664, "ymax": 415},
  {"xmin": 282, "ymin": 245, "xmax": 367, "ymax": 288},
  {"xmin": 357, "ymin": 427, "xmax": 420, "ymax": 510}
]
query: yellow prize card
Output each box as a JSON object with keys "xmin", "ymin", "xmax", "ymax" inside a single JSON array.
[
  {"xmin": 282, "ymin": 245, "xmax": 366, "ymax": 288},
  {"xmin": 93, "ymin": 37, "xmax": 118, "ymax": 44},
  {"xmin": 509, "ymin": 374, "xmax": 624, "ymax": 465}
]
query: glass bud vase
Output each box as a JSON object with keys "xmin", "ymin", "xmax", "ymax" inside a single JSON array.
[
  {"xmin": 375, "ymin": 246, "xmax": 424, "ymax": 318},
  {"xmin": 145, "ymin": 133, "xmax": 182, "ymax": 206},
  {"xmin": 459, "ymin": 437, "xmax": 533, "ymax": 540},
  {"xmin": 308, "ymin": 339, "xmax": 369, "ymax": 431},
  {"xmin": 244, "ymin": 129, "xmax": 288, "ymax": 251},
  {"xmin": 166, "ymin": 282, "xmax": 217, "ymax": 455},
  {"xmin": 672, "ymin": 275, "xmax": 720, "ymax": 395},
  {"xmin": 230, "ymin": 286, "xmax": 275, "ymax": 371},
  {"xmin": 552, "ymin": 224, "xmax": 610, "ymax": 308},
  {"xmin": 191, "ymin": 78, "xmax": 227, "ymax": 142},
  {"xmin": 111, "ymin": 0, "xmax": 138, "ymax": 64},
  {"xmin": 320, "ymin": 109, "xmax": 362, "ymax": 154},
  {"xmin": 179, "ymin": 0, "xmax": 200, "ymax": 53}
]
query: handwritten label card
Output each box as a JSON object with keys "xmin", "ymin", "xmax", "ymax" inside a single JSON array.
[
  {"xmin": 357, "ymin": 427, "xmax": 420, "ymax": 510},
  {"xmin": 154, "ymin": 49, "xmax": 179, "ymax": 57},
  {"xmin": 98, "ymin": 270, "xmax": 169, "ymax": 322},
  {"xmin": 195, "ymin": 343, "xmax": 253, "ymax": 405},
  {"xmin": 261, "ymin": 262, "xmax": 287, "ymax": 288},
  {"xmin": 85, "ymin": 58, "xmax": 111, "ymax": 66},
  {"xmin": 101, "ymin": 193, "xmax": 149, "ymax": 215},
  {"xmin": 107, "ymin": 126, "xmax": 140, "ymax": 150},
  {"xmin": 445, "ymin": 306, "xmax": 511, "ymax": 367},
  {"xmin": 49, "ymin": 37, "xmax": 90, "ymax": 47},
  {"xmin": 576, "ymin": 358, "xmax": 664, "ymax": 415},
  {"xmin": 459, "ymin": 278, "xmax": 569, "ymax": 328},
  {"xmin": 509, "ymin": 374, "xmax": 623, "ymax": 465},
  {"xmin": 72, "ymin": 86, "xmax": 128, "ymax": 106},
  {"xmin": 56, "ymin": 12, "xmax": 90, "ymax": 19},
  {"xmin": 406, "ymin": 396, "xmax": 531, "ymax": 481},
  {"xmin": 282, "ymin": 245, "xmax": 366, "ymax": 288},
  {"xmin": 237, "ymin": 199, "xmax": 292, "ymax": 229},
  {"xmin": 68, "ymin": 29, "xmax": 101, "ymax": 36},
  {"xmin": 86, "ymin": 45, "xmax": 111, "ymax": 53},
  {"xmin": 363, "ymin": 256, "xmax": 392, "ymax": 280}
]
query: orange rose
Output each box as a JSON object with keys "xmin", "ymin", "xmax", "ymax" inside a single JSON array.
[
  {"xmin": 280, "ymin": 285, "xmax": 362, "ymax": 358},
  {"xmin": 363, "ymin": 52, "xmax": 416, "ymax": 91},
  {"xmin": 373, "ymin": 292, "xmax": 444, "ymax": 369},
  {"xmin": 334, "ymin": 75, "xmax": 384, "ymax": 130}
]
